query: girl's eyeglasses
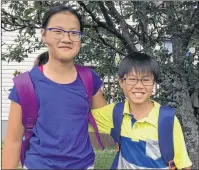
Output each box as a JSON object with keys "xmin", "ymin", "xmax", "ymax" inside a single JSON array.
[{"xmin": 47, "ymin": 28, "xmax": 83, "ymax": 42}]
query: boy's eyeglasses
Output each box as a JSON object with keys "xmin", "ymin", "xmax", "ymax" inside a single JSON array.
[
  {"xmin": 46, "ymin": 28, "xmax": 83, "ymax": 42},
  {"xmin": 123, "ymin": 77, "xmax": 154, "ymax": 86}
]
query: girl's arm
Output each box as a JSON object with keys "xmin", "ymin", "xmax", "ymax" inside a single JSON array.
[
  {"xmin": 2, "ymin": 101, "xmax": 25, "ymax": 169},
  {"xmin": 89, "ymin": 68, "xmax": 107, "ymax": 109},
  {"xmin": 91, "ymin": 89, "xmax": 107, "ymax": 109}
]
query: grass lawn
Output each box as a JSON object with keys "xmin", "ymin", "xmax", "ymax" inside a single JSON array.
[
  {"xmin": 94, "ymin": 147, "xmax": 116, "ymax": 169},
  {"xmin": 2, "ymin": 144, "xmax": 116, "ymax": 169}
]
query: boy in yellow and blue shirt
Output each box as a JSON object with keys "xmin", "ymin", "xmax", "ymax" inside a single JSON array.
[{"xmin": 90, "ymin": 52, "xmax": 192, "ymax": 169}]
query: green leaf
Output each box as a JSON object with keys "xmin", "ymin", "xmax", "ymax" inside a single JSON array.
[
  {"xmin": 24, "ymin": 8, "xmax": 35, "ymax": 17},
  {"xmin": 23, "ymin": 1, "xmax": 28, "ymax": 6},
  {"xmin": 34, "ymin": 1, "xmax": 41, "ymax": 10}
]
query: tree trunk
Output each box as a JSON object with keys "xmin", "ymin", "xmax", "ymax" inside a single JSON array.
[{"xmin": 178, "ymin": 85, "xmax": 199, "ymax": 169}]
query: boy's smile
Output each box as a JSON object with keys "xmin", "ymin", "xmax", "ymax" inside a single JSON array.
[
  {"xmin": 120, "ymin": 69, "xmax": 154, "ymax": 105},
  {"xmin": 132, "ymin": 92, "xmax": 146, "ymax": 98}
]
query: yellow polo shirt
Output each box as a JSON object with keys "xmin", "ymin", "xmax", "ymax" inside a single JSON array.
[{"xmin": 89, "ymin": 100, "xmax": 192, "ymax": 169}]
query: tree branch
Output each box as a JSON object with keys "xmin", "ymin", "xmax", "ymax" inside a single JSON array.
[
  {"xmin": 77, "ymin": 1, "xmax": 125, "ymax": 41},
  {"xmin": 83, "ymin": 30, "xmax": 126, "ymax": 56},
  {"xmin": 189, "ymin": 2, "xmax": 199, "ymax": 25},
  {"xmin": 184, "ymin": 2, "xmax": 199, "ymax": 45},
  {"xmin": 104, "ymin": 1, "xmax": 137, "ymax": 52},
  {"xmin": 98, "ymin": 1, "xmax": 115, "ymax": 29},
  {"xmin": 1, "ymin": 26, "xmax": 26, "ymax": 32},
  {"xmin": 1, "ymin": 9, "xmax": 40, "ymax": 29},
  {"xmin": 2, "ymin": 9, "xmax": 31, "ymax": 24},
  {"xmin": 94, "ymin": 27, "xmax": 125, "ymax": 55}
]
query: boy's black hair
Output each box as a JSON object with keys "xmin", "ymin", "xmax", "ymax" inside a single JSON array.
[
  {"xmin": 35, "ymin": 5, "xmax": 83, "ymax": 66},
  {"xmin": 118, "ymin": 52, "xmax": 160, "ymax": 82}
]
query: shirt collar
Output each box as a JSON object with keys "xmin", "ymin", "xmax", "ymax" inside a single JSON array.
[{"xmin": 123, "ymin": 99, "xmax": 160, "ymax": 128}]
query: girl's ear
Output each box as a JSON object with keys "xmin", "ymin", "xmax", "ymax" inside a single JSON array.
[{"xmin": 41, "ymin": 29, "xmax": 46, "ymax": 44}]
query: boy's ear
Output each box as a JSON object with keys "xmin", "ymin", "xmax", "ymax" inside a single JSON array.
[{"xmin": 152, "ymin": 83, "xmax": 157, "ymax": 95}]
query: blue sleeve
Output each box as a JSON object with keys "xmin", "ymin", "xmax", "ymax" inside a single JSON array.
[
  {"xmin": 89, "ymin": 69, "xmax": 102, "ymax": 96},
  {"xmin": 8, "ymin": 85, "xmax": 20, "ymax": 105}
]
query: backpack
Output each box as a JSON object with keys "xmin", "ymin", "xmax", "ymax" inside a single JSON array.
[
  {"xmin": 110, "ymin": 102, "xmax": 176, "ymax": 170},
  {"xmin": 13, "ymin": 64, "xmax": 104, "ymax": 167}
]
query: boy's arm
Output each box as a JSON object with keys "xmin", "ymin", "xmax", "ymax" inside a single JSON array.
[
  {"xmin": 173, "ymin": 116, "xmax": 192, "ymax": 169},
  {"xmin": 89, "ymin": 103, "xmax": 115, "ymax": 134}
]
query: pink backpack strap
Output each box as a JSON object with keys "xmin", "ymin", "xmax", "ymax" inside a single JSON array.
[
  {"xmin": 75, "ymin": 64, "xmax": 104, "ymax": 150},
  {"xmin": 13, "ymin": 72, "xmax": 38, "ymax": 166}
]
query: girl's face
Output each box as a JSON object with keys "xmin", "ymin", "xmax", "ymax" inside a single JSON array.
[
  {"xmin": 41, "ymin": 12, "xmax": 81, "ymax": 62},
  {"xmin": 119, "ymin": 69, "xmax": 154, "ymax": 105}
]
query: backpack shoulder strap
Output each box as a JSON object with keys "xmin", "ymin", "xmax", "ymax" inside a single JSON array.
[
  {"xmin": 111, "ymin": 102, "xmax": 124, "ymax": 144},
  {"xmin": 75, "ymin": 64, "xmax": 104, "ymax": 150},
  {"xmin": 13, "ymin": 71, "xmax": 38, "ymax": 129},
  {"xmin": 13, "ymin": 71, "xmax": 38, "ymax": 166},
  {"xmin": 110, "ymin": 102, "xmax": 124, "ymax": 170},
  {"xmin": 75, "ymin": 65, "xmax": 93, "ymax": 101},
  {"xmin": 158, "ymin": 106, "xmax": 176, "ymax": 169}
]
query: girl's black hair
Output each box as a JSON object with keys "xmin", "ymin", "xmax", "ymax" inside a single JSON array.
[
  {"xmin": 118, "ymin": 52, "xmax": 160, "ymax": 82},
  {"xmin": 42, "ymin": 5, "xmax": 83, "ymax": 32},
  {"xmin": 35, "ymin": 5, "xmax": 83, "ymax": 66},
  {"xmin": 34, "ymin": 51, "xmax": 49, "ymax": 66}
]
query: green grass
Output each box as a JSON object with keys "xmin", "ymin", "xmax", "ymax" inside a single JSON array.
[
  {"xmin": 94, "ymin": 147, "xmax": 116, "ymax": 169},
  {"xmin": 18, "ymin": 148, "xmax": 116, "ymax": 169},
  {"xmin": 2, "ymin": 144, "xmax": 116, "ymax": 169}
]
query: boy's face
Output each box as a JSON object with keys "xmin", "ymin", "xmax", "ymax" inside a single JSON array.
[{"xmin": 119, "ymin": 69, "xmax": 154, "ymax": 105}]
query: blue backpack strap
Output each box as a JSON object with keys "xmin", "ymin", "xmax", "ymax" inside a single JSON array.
[
  {"xmin": 158, "ymin": 106, "xmax": 176, "ymax": 169},
  {"xmin": 75, "ymin": 64, "xmax": 104, "ymax": 150},
  {"xmin": 110, "ymin": 102, "xmax": 124, "ymax": 169},
  {"xmin": 13, "ymin": 72, "xmax": 38, "ymax": 166}
]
